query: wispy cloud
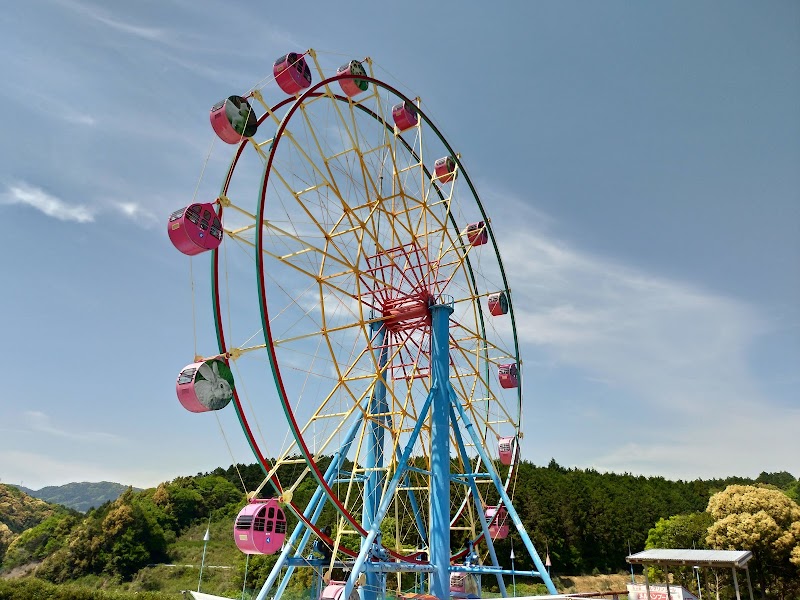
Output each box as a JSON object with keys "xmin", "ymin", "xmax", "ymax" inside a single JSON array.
[
  {"xmin": 54, "ymin": 0, "xmax": 168, "ymax": 42},
  {"xmin": 489, "ymin": 198, "xmax": 797, "ymax": 478},
  {"xmin": 0, "ymin": 449, "xmax": 163, "ymax": 490},
  {"xmin": 494, "ymin": 204, "xmax": 766, "ymax": 413},
  {"xmin": 23, "ymin": 411, "xmax": 123, "ymax": 444},
  {"xmin": 593, "ymin": 404, "xmax": 800, "ymax": 479},
  {"xmin": 2, "ymin": 182, "xmax": 95, "ymax": 223},
  {"xmin": 59, "ymin": 108, "xmax": 97, "ymax": 127},
  {"xmin": 0, "ymin": 450, "xmax": 113, "ymax": 489},
  {"xmin": 113, "ymin": 201, "xmax": 159, "ymax": 226}
]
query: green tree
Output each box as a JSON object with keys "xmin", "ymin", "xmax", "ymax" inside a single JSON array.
[
  {"xmin": 102, "ymin": 496, "xmax": 168, "ymax": 579},
  {"xmin": 0, "ymin": 522, "xmax": 13, "ymax": 567},
  {"xmin": 784, "ymin": 480, "xmax": 800, "ymax": 504},
  {"xmin": 706, "ymin": 484, "xmax": 800, "ymax": 599},
  {"xmin": 646, "ymin": 512, "xmax": 712, "ymax": 549},
  {"xmin": 645, "ymin": 512, "xmax": 712, "ymax": 589},
  {"xmin": 755, "ymin": 472, "xmax": 796, "ymax": 490},
  {"xmin": 2, "ymin": 513, "xmax": 78, "ymax": 569}
]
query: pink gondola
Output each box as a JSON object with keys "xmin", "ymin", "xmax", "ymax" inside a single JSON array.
[
  {"xmin": 176, "ymin": 358, "xmax": 234, "ymax": 413},
  {"xmin": 466, "ymin": 221, "xmax": 488, "ymax": 246},
  {"xmin": 321, "ymin": 582, "xmax": 359, "ymax": 600},
  {"xmin": 488, "ymin": 292, "xmax": 508, "ymax": 316},
  {"xmin": 336, "ymin": 60, "xmax": 369, "ymax": 97},
  {"xmin": 209, "ymin": 95, "xmax": 258, "ymax": 144},
  {"xmin": 234, "ymin": 498, "xmax": 287, "ymax": 555},
  {"xmin": 274, "ymin": 52, "xmax": 312, "ymax": 95},
  {"xmin": 449, "ymin": 572, "xmax": 479, "ymax": 597},
  {"xmin": 168, "ymin": 203, "xmax": 223, "ymax": 256},
  {"xmin": 486, "ymin": 505, "xmax": 509, "ymax": 540},
  {"xmin": 498, "ymin": 363, "xmax": 519, "ymax": 389},
  {"xmin": 499, "ymin": 436, "xmax": 517, "ymax": 466},
  {"xmin": 392, "ymin": 101, "xmax": 418, "ymax": 131},
  {"xmin": 434, "ymin": 156, "xmax": 456, "ymax": 183}
]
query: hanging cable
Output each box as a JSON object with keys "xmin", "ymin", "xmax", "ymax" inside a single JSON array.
[
  {"xmin": 215, "ymin": 412, "xmax": 248, "ymax": 494},
  {"xmin": 190, "ymin": 256, "xmax": 198, "ymax": 359}
]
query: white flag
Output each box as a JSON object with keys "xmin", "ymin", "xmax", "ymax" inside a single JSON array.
[{"xmin": 203, "ymin": 528, "xmax": 210, "ymax": 542}]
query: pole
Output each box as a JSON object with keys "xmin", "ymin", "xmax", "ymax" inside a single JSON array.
[
  {"xmin": 545, "ymin": 542, "xmax": 551, "ymax": 579},
  {"xmin": 744, "ymin": 566, "xmax": 754, "ymax": 600},
  {"xmin": 510, "ymin": 548, "xmax": 516, "ymax": 598},
  {"xmin": 241, "ymin": 553, "xmax": 250, "ymax": 600},
  {"xmin": 732, "ymin": 568, "xmax": 741, "ymax": 600},
  {"xmin": 694, "ymin": 566, "xmax": 702, "ymax": 600},
  {"xmin": 629, "ymin": 541, "xmax": 635, "ymax": 583},
  {"xmin": 198, "ymin": 522, "xmax": 211, "ymax": 592}
]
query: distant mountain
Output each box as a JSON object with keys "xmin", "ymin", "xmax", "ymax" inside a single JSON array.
[{"xmin": 11, "ymin": 481, "xmax": 136, "ymax": 513}]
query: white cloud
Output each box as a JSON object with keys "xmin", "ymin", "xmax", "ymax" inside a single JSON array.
[
  {"xmin": 0, "ymin": 449, "xmax": 169, "ymax": 490},
  {"xmin": 593, "ymin": 406, "xmax": 800, "ymax": 480},
  {"xmin": 23, "ymin": 411, "xmax": 123, "ymax": 444},
  {"xmin": 2, "ymin": 184, "xmax": 167, "ymax": 229},
  {"xmin": 62, "ymin": 111, "xmax": 97, "ymax": 127},
  {"xmin": 2, "ymin": 183, "xmax": 95, "ymax": 223},
  {"xmin": 500, "ymin": 225, "xmax": 766, "ymax": 411},
  {"xmin": 113, "ymin": 201, "xmax": 159, "ymax": 226},
  {"xmin": 488, "ymin": 200, "xmax": 799, "ymax": 478},
  {"xmin": 55, "ymin": 0, "xmax": 168, "ymax": 42},
  {"xmin": 0, "ymin": 450, "xmax": 113, "ymax": 489}
]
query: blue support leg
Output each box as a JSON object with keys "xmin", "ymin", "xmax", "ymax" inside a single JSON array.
[
  {"xmin": 343, "ymin": 389, "xmax": 435, "ymax": 600},
  {"xmin": 429, "ymin": 302, "xmax": 455, "ymax": 600},
  {"xmin": 449, "ymin": 405, "xmax": 507, "ymax": 597},
  {"xmin": 449, "ymin": 387, "xmax": 557, "ymax": 595},
  {"xmin": 364, "ymin": 323, "xmax": 389, "ymax": 600},
  {"xmin": 257, "ymin": 411, "xmax": 365, "ymax": 600}
]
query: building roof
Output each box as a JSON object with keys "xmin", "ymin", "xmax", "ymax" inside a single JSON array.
[
  {"xmin": 183, "ymin": 592, "xmax": 235, "ymax": 600},
  {"xmin": 627, "ymin": 549, "xmax": 753, "ymax": 569}
]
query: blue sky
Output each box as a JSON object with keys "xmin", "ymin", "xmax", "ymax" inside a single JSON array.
[{"xmin": 1, "ymin": 0, "xmax": 797, "ymax": 490}]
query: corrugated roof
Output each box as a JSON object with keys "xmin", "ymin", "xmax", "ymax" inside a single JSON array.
[{"xmin": 627, "ymin": 549, "xmax": 753, "ymax": 569}]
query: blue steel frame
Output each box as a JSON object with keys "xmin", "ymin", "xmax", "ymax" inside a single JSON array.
[
  {"xmin": 234, "ymin": 69, "xmax": 556, "ymax": 600},
  {"xmin": 255, "ymin": 300, "xmax": 557, "ymax": 600}
]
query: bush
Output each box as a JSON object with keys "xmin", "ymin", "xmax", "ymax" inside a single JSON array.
[{"xmin": 0, "ymin": 577, "xmax": 174, "ymax": 599}]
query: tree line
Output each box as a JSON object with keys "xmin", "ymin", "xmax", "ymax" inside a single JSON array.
[{"xmin": 0, "ymin": 462, "xmax": 797, "ymax": 598}]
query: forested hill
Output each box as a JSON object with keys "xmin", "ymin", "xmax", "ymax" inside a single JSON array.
[
  {"xmin": 0, "ymin": 485, "xmax": 71, "ymax": 534},
  {"xmin": 207, "ymin": 460, "xmax": 793, "ymax": 574},
  {"xmin": 0, "ymin": 484, "xmax": 77, "ymax": 563},
  {"xmin": 0, "ymin": 461, "xmax": 795, "ymax": 595},
  {"xmin": 13, "ymin": 482, "xmax": 134, "ymax": 513}
]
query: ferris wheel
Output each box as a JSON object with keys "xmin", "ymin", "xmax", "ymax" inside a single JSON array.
[{"xmin": 169, "ymin": 50, "xmax": 556, "ymax": 600}]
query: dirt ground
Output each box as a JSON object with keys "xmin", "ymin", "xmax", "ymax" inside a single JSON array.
[
  {"xmin": 555, "ymin": 573, "xmax": 633, "ymax": 594},
  {"xmin": 1, "ymin": 561, "xmax": 40, "ymax": 579}
]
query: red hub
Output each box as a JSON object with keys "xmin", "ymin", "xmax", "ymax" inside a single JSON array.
[{"xmin": 382, "ymin": 290, "xmax": 434, "ymax": 333}]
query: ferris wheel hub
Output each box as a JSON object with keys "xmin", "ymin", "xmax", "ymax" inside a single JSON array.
[{"xmin": 381, "ymin": 290, "xmax": 434, "ymax": 332}]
